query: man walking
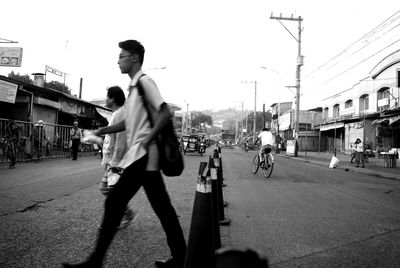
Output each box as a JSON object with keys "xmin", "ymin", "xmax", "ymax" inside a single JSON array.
[
  {"xmin": 63, "ymin": 40, "xmax": 186, "ymax": 268},
  {"xmin": 101, "ymin": 85, "xmax": 135, "ymax": 229},
  {"xmin": 5, "ymin": 118, "xmax": 21, "ymax": 169}
]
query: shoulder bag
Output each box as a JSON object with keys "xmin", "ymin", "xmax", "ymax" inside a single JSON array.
[{"xmin": 136, "ymin": 75, "xmax": 184, "ymax": 177}]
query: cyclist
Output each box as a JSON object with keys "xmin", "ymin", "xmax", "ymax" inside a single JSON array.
[{"xmin": 255, "ymin": 127, "xmax": 274, "ymax": 163}]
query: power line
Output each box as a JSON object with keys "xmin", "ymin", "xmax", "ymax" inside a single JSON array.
[
  {"xmin": 305, "ymin": 10, "xmax": 400, "ymax": 78},
  {"xmin": 311, "ymin": 37, "xmax": 400, "ymax": 90},
  {"xmin": 321, "ymin": 21, "xmax": 400, "ymax": 74}
]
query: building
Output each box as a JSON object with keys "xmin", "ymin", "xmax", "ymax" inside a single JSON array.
[
  {"xmin": 0, "ymin": 75, "xmax": 110, "ymax": 127},
  {"xmin": 270, "ymin": 102, "xmax": 323, "ymax": 151},
  {"xmin": 320, "ymin": 49, "xmax": 400, "ymax": 154}
]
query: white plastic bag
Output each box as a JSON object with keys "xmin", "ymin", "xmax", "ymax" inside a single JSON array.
[
  {"xmin": 81, "ymin": 130, "xmax": 103, "ymax": 145},
  {"xmin": 329, "ymin": 156, "xmax": 339, "ymax": 169}
]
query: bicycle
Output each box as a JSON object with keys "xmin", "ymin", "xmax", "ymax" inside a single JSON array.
[{"xmin": 252, "ymin": 148, "xmax": 274, "ymax": 178}]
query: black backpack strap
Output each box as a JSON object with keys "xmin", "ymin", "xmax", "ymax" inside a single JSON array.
[{"xmin": 135, "ymin": 74, "xmax": 154, "ymax": 127}]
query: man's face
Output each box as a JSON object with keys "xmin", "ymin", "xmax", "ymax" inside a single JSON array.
[
  {"xmin": 118, "ymin": 49, "xmax": 135, "ymax": 74},
  {"xmin": 105, "ymin": 95, "xmax": 113, "ymax": 108}
]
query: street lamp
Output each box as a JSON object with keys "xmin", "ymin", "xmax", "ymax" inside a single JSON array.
[{"xmin": 241, "ymin": 80, "xmax": 257, "ymax": 142}]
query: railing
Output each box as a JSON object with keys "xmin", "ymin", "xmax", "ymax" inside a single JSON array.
[{"xmin": 0, "ymin": 118, "xmax": 99, "ymax": 165}]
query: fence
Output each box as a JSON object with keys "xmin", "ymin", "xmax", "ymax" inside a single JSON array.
[{"xmin": 0, "ymin": 118, "xmax": 99, "ymax": 164}]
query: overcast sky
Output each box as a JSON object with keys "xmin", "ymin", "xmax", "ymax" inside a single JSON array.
[{"xmin": 1, "ymin": 0, "xmax": 399, "ymax": 112}]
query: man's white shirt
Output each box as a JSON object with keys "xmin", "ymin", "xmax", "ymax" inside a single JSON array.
[{"xmin": 258, "ymin": 131, "xmax": 275, "ymax": 146}]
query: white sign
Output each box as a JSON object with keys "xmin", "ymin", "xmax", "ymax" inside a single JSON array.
[
  {"xmin": 0, "ymin": 80, "xmax": 18, "ymax": 103},
  {"xmin": 46, "ymin": 65, "xmax": 63, "ymax": 77},
  {"xmin": 286, "ymin": 140, "xmax": 296, "ymax": 156},
  {"xmin": 0, "ymin": 47, "xmax": 23, "ymax": 67}
]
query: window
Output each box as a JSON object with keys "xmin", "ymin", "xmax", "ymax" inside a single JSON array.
[
  {"xmin": 333, "ymin": 104, "xmax": 340, "ymax": 117},
  {"xmin": 323, "ymin": 107, "xmax": 329, "ymax": 119},
  {"xmin": 377, "ymin": 88, "xmax": 389, "ymax": 111},
  {"xmin": 377, "ymin": 87, "xmax": 390, "ymax": 100},
  {"xmin": 359, "ymin": 94, "xmax": 369, "ymax": 112},
  {"xmin": 345, "ymin": 99, "xmax": 353, "ymax": 108}
]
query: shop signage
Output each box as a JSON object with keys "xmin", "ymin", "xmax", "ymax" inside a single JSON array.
[
  {"xmin": 0, "ymin": 47, "xmax": 23, "ymax": 67},
  {"xmin": 0, "ymin": 80, "xmax": 18, "ymax": 103}
]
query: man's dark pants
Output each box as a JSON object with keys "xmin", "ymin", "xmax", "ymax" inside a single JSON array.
[
  {"xmin": 71, "ymin": 139, "xmax": 80, "ymax": 160},
  {"xmin": 90, "ymin": 155, "xmax": 187, "ymax": 264}
]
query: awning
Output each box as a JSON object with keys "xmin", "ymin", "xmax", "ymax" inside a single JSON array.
[
  {"xmin": 372, "ymin": 115, "xmax": 400, "ymax": 126},
  {"xmin": 372, "ymin": 118, "xmax": 388, "ymax": 125},
  {"xmin": 320, "ymin": 122, "xmax": 345, "ymax": 132},
  {"xmin": 388, "ymin": 115, "xmax": 400, "ymax": 125},
  {"xmin": 95, "ymin": 107, "xmax": 112, "ymax": 122}
]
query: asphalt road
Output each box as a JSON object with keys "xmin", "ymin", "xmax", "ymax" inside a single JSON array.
[
  {"xmin": 1, "ymin": 149, "xmax": 400, "ymax": 267},
  {"xmin": 221, "ymin": 148, "xmax": 400, "ymax": 267}
]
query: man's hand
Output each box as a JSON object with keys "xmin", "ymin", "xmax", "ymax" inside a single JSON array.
[{"xmin": 93, "ymin": 129, "xmax": 102, "ymax": 137}]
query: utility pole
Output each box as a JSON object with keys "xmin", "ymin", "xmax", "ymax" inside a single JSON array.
[
  {"xmin": 263, "ymin": 104, "xmax": 266, "ymax": 128},
  {"xmin": 242, "ymin": 80, "xmax": 257, "ymax": 141},
  {"xmin": 270, "ymin": 13, "xmax": 303, "ymax": 156}
]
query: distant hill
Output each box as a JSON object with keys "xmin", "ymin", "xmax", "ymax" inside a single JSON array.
[{"xmin": 193, "ymin": 108, "xmax": 252, "ymax": 129}]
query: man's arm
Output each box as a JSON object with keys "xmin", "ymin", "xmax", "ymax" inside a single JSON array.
[
  {"xmin": 141, "ymin": 103, "xmax": 172, "ymax": 150},
  {"xmin": 94, "ymin": 120, "xmax": 126, "ymax": 136}
]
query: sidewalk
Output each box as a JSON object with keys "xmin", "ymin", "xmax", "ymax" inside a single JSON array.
[{"xmin": 278, "ymin": 150, "xmax": 399, "ymax": 181}]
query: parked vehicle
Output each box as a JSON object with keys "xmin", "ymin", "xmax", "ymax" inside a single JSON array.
[
  {"xmin": 181, "ymin": 135, "xmax": 190, "ymax": 152},
  {"xmin": 182, "ymin": 134, "xmax": 205, "ymax": 156}
]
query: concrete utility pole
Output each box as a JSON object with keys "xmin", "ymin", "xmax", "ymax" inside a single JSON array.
[
  {"xmin": 242, "ymin": 80, "xmax": 257, "ymax": 141},
  {"xmin": 270, "ymin": 13, "xmax": 303, "ymax": 156}
]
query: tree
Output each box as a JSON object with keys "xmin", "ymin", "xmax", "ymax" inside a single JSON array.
[
  {"xmin": 192, "ymin": 112, "xmax": 213, "ymax": 129},
  {"xmin": 222, "ymin": 117, "xmax": 236, "ymax": 131},
  {"xmin": 45, "ymin": 81, "xmax": 71, "ymax": 94},
  {"xmin": 8, "ymin": 71, "xmax": 33, "ymax": 84}
]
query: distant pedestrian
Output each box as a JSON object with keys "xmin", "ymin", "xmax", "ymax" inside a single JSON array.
[
  {"xmin": 6, "ymin": 118, "xmax": 21, "ymax": 169},
  {"xmin": 101, "ymin": 85, "xmax": 136, "ymax": 229},
  {"xmin": 70, "ymin": 121, "xmax": 82, "ymax": 160},
  {"xmin": 31, "ymin": 120, "xmax": 46, "ymax": 161},
  {"xmin": 354, "ymin": 138, "xmax": 365, "ymax": 168},
  {"xmin": 63, "ymin": 39, "xmax": 186, "ymax": 268}
]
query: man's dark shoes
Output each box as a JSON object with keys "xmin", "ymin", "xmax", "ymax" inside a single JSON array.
[{"xmin": 155, "ymin": 257, "xmax": 184, "ymax": 268}]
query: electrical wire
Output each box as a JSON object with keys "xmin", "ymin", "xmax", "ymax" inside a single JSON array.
[
  {"xmin": 305, "ymin": 10, "xmax": 400, "ymax": 78},
  {"xmin": 312, "ymin": 37, "xmax": 400, "ymax": 89}
]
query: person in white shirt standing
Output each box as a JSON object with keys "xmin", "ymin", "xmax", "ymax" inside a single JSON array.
[
  {"xmin": 256, "ymin": 127, "xmax": 275, "ymax": 163},
  {"xmin": 63, "ymin": 40, "xmax": 186, "ymax": 268}
]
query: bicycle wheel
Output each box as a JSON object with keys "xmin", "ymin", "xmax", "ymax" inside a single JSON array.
[
  {"xmin": 252, "ymin": 154, "xmax": 260, "ymax": 174},
  {"xmin": 262, "ymin": 153, "xmax": 274, "ymax": 178}
]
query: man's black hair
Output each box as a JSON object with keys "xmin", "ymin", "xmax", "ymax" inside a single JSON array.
[
  {"xmin": 107, "ymin": 86, "xmax": 126, "ymax": 107},
  {"xmin": 118, "ymin": 40, "xmax": 145, "ymax": 64}
]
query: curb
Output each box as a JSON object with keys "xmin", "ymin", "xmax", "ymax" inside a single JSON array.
[{"xmin": 278, "ymin": 154, "xmax": 399, "ymax": 181}]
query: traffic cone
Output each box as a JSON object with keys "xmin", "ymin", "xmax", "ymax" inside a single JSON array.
[
  {"xmin": 184, "ymin": 162, "xmax": 215, "ymax": 268},
  {"xmin": 209, "ymin": 156, "xmax": 221, "ymax": 249},
  {"xmin": 213, "ymin": 151, "xmax": 231, "ymax": 226}
]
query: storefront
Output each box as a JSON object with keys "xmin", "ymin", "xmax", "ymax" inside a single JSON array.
[
  {"xmin": 320, "ymin": 122, "xmax": 344, "ymax": 153},
  {"xmin": 372, "ymin": 112, "xmax": 400, "ymax": 153}
]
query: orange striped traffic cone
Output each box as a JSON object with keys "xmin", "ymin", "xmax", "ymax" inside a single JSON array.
[
  {"xmin": 209, "ymin": 156, "xmax": 221, "ymax": 249},
  {"xmin": 184, "ymin": 162, "xmax": 215, "ymax": 268}
]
